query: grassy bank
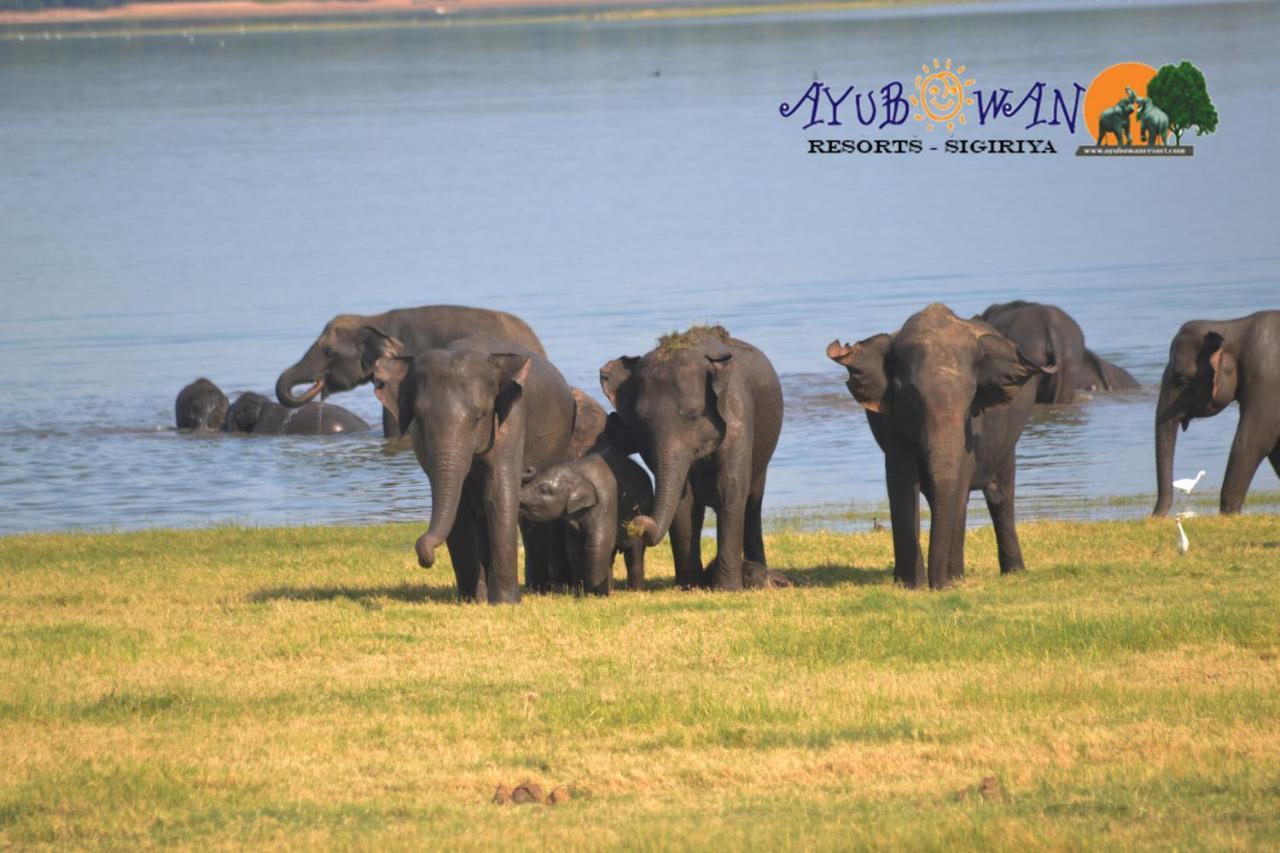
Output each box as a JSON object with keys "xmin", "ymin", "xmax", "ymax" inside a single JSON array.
[{"xmin": 2, "ymin": 515, "xmax": 1279, "ymax": 848}]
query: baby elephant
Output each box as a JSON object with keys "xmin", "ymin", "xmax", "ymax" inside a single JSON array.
[{"xmin": 519, "ymin": 451, "xmax": 654, "ymax": 595}]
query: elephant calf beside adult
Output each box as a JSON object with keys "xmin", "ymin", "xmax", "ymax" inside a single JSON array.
[
  {"xmin": 176, "ymin": 379, "xmax": 370, "ymax": 435},
  {"xmin": 276, "ymin": 305, "xmax": 546, "ymax": 438},
  {"xmin": 1153, "ymin": 310, "xmax": 1280, "ymax": 516},
  {"xmin": 977, "ymin": 301, "xmax": 1139, "ymax": 403},
  {"xmin": 600, "ymin": 324, "xmax": 787, "ymax": 591},
  {"xmin": 828, "ymin": 304, "xmax": 1054, "ymax": 589}
]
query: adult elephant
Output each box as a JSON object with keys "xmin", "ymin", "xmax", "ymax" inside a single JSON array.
[
  {"xmin": 366, "ymin": 332, "xmax": 576, "ymax": 604},
  {"xmin": 1096, "ymin": 93, "xmax": 1135, "ymax": 146},
  {"xmin": 1153, "ymin": 311, "xmax": 1280, "ymax": 516},
  {"xmin": 275, "ymin": 306, "xmax": 545, "ymax": 437},
  {"xmin": 176, "ymin": 379, "xmax": 370, "ymax": 435},
  {"xmin": 827, "ymin": 304, "xmax": 1053, "ymax": 589},
  {"xmin": 977, "ymin": 301, "xmax": 1139, "ymax": 403},
  {"xmin": 599, "ymin": 324, "xmax": 784, "ymax": 591}
]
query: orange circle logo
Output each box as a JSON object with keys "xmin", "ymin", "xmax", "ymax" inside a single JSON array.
[{"xmin": 1083, "ymin": 62, "xmax": 1157, "ymax": 144}]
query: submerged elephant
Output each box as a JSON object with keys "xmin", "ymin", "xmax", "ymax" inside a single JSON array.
[
  {"xmin": 1097, "ymin": 93, "xmax": 1136, "ymax": 146},
  {"xmin": 977, "ymin": 301, "xmax": 1139, "ymax": 403},
  {"xmin": 600, "ymin": 324, "xmax": 784, "ymax": 591},
  {"xmin": 276, "ymin": 305, "xmax": 545, "ymax": 438},
  {"xmin": 1153, "ymin": 310, "xmax": 1280, "ymax": 516},
  {"xmin": 175, "ymin": 379, "xmax": 370, "ymax": 435},
  {"xmin": 519, "ymin": 449, "xmax": 654, "ymax": 595},
  {"xmin": 827, "ymin": 304, "xmax": 1054, "ymax": 589},
  {"xmin": 367, "ymin": 332, "xmax": 576, "ymax": 604}
]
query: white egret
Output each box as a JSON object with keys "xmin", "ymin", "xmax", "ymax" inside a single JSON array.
[
  {"xmin": 1176, "ymin": 519, "xmax": 1189, "ymax": 555},
  {"xmin": 1173, "ymin": 470, "xmax": 1206, "ymax": 495}
]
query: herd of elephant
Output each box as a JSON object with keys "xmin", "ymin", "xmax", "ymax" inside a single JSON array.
[{"xmin": 174, "ymin": 302, "xmax": 1280, "ymax": 602}]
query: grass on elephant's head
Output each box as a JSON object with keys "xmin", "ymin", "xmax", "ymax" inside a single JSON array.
[
  {"xmin": 1, "ymin": 515, "xmax": 1279, "ymax": 848},
  {"xmin": 654, "ymin": 323, "xmax": 731, "ymax": 356}
]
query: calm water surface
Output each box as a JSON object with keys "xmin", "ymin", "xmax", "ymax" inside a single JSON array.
[{"xmin": 2, "ymin": 0, "xmax": 1278, "ymax": 534}]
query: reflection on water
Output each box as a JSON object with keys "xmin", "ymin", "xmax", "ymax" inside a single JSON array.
[{"xmin": 1, "ymin": 0, "xmax": 1278, "ymax": 533}]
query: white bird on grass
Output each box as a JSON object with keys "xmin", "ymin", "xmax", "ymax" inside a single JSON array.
[
  {"xmin": 1176, "ymin": 519, "xmax": 1190, "ymax": 555},
  {"xmin": 1173, "ymin": 470, "xmax": 1206, "ymax": 495}
]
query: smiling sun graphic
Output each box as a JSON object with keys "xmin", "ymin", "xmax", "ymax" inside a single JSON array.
[{"xmin": 911, "ymin": 58, "xmax": 976, "ymax": 132}]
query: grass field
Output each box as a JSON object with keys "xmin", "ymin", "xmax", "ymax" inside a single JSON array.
[{"xmin": 2, "ymin": 514, "xmax": 1279, "ymax": 849}]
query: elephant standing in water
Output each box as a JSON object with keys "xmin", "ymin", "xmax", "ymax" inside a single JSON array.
[
  {"xmin": 827, "ymin": 304, "xmax": 1054, "ymax": 589},
  {"xmin": 276, "ymin": 305, "xmax": 545, "ymax": 437},
  {"xmin": 977, "ymin": 301, "xmax": 1139, "ymax": 403},
  {"xmin": 600, "ymin": 325, "xmax": 784, "ymax": 591},
  {"xmin": 366, "ymin": 332, "xmax": 576, "ymax": 604},
  {"xmin": 1153, "ymin": 311, "xmax": 1280, "ymax": 516},
  {"xmin": 176, "ymin": 379, "xmax": 370, "ymax": 434}
]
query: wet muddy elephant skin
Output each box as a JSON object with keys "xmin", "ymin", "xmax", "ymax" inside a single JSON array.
[
  {"xmin": 977, "ymin": 301, "xmax": 1139, "ymax": 403},
  {"xmin": 175, "ymin": 380, "xmax": 370, "ymax": 435},
  {"xmin": 368, "ymin": 332, "xmax": 575, "ymax": 605},
  {"xmin": 276, "ymin": 305, "xmax": 545, "ymax": 438},
  {"xmin": 1153, "ymin": 310, "xmax": 1280, "ymax": 516},
  {"xmin": 600, "ymin": 325, "xmax": 783, "ymax": 591},
  {"xmin": 520, "ymin": 449, "xmax": 654, "ymax": 595},
  {"xmin": 828, "ymin": 304, "xmax": 1054, "ymax": 590}
]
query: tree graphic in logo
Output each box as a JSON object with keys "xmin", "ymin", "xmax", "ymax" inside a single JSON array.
[
  {"xmin": 1147, "ymin": 61, "xmax": 1219, "ymax": 146},
  {"xmin": 910, "ymin": 58, "xmax": 975, "ymax": 132}
]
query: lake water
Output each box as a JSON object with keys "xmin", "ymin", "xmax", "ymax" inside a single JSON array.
[{"xmin": 2, "ymin": 0, "xmax": 1278, "ymax": 535}]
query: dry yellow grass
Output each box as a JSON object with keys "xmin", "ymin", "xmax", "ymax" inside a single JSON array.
[{"xmin": 1, "ymin": 514, "xmax": 1279, "ymax": 848}]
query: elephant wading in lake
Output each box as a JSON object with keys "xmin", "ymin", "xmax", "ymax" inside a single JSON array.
[
  {"xmin": 977, "ymin": 301, "xmax": 1139, "ymax": 403},
  {"xmin": 519, "ymin": 449, "xmax": 654, "ymax": 595},
  {"xmin": 1153, "ymin": 310, "xmax": 1280, "ymax": 516},
  {"xmin": 600, "ymin": 325, "xmax": 786, "ymax": 591},
  {"xmin": 176, "ymin": 379, "xmax": 370, "ymax": 434},
  {"xmin": 367, "ymin": 332, "xmax": 576, "ymax": 604},
  {"xmin": 827, "ymin": 304, "xmax": 1055, "ymax": 589},
  {"xmin": 276, "ymin": 305, "xmax": 545, "ymax": 438}
]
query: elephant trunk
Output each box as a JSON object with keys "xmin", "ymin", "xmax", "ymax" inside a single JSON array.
[
  {"xmin": 1153, "ymin": 380, "xmax": 1181, "ymax": 517},
  {"xmin": 632, "ymin": 449, "xmax": 690, "ymax": 548},
  {"xmin": 276, "ymin": 350, "xmax": 326, "ymax": 408},
  {"xmin": 416, "ymin": 444, "xmax": 473, "ymax": 568}
]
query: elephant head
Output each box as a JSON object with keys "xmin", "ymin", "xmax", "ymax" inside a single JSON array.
[
  {"xmin": 224, "ymin": 392, "xmax": 273, "ymax": 433},
  {"xmin": 276, "ymin": 315, "xmax": 400, "ymax": 408},
  {"xmin": 175, "ymin": 378, "xmax": 229, "ymax": 431},
  {"xmin": 1153, "ymin": 326, "xmax": 1237, "ymax": 515},
  {"xmin": 827, "ymin": 305, "xmax": 1051, "ymax": 579},
  {"xmin": 365, "ymin": 330, "xmax": 532, "ymax": 568},
  {"xmin": 599, "ymin": 328, "xmax": 736, "ymax": 548},
  {"xmin": 519, "ymin": 462, "xmax": 598, "ymax": 524}
]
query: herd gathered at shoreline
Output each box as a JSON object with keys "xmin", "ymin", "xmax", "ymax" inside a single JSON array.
[{"xmin": 176, "ymin": 302, "xmax": 1280, "ymax": 603}]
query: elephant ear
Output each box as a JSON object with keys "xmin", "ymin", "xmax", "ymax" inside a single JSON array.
[
  {"xmin": 372, "ymin": 356, "xmax": 415, "ymax": 432},
  {"xmin": 705, "ymin": 348, "xmax": 741, "ymax": 428},
  {"xmin": 827, "ymin": 334, "xmax": 892, "ymax": 413},
  {"xmin": 565, "ymin": 475, "xmax": 599, "ymax": 516},
  {"xmin": 1202, "ymin": 332, "xmax": 1237, "ymax": 408},
  {"xmin": 359, "ymin": 327, "xmax": 406, "ymax": 375},
  {"xmin": 489, "ymin": 353, "xmax": 532, "ymax": 437},
  {"xmin": 603, "ymin": 412, "xmax": 641, "ymax": 455},
  {"xmin": 973, "ymin": 334, "xmax": 1053, "ymax": 414},
  {"xmin": 599, "ymin": 356, "xmax": 641, "ymax": 408}
]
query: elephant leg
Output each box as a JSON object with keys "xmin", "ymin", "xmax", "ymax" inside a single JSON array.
[
  {"xmin": 382, "ymin": 408, "xmax": 398, "ymax": 439},
  {"xmin": 947, "ymin": 488, "xmax": 971, "ymax": 583},
  {"xmin": 743, "ymin": 472, "xmax": 768, "ymax": 566},
  {"xmin": 707, "ymin": 464, "xmax": 751, "ymax": 591},
  {"xmin": 520, "ymin": 520, "xmax": 551, "ymax": 594},
  {"xmin": 885, "ymin": 448, "xmax": 925, "ymax": 588},
  {"xmin": 623, "ymin": 542, "xmax": 645, "ymax": 591},
  {"xmin": 1269, "ymin": 441, "xmax": 1280, "ymax": 480},
  {"xmin": 445, "ymin": 509, "xmax": 486, "ymax": 602},
  {"xmin": 546, "ymin": 521, "xmax": 574, "ymax": 592},
  {"xmin": 482, "ymin": 468, "xmax": 522, "ymax": 605},
  {"xmin": 668, "ymin": 483, "xmax": 704, "ymax": 589},
  {"xmin": 1221, "ymin": 415, "xmax": 1278, "ymax": 514},
  {"xmin": 579, "ymin": 522, "xmax": 614, "ymax": 597},
  {"xmin": 983, "ymin": 455, "xmax": 1026, "ymax": 575}
]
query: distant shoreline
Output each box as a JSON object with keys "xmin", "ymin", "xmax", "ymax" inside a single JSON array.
[{"xmin": 0, "ymin": 0, "xmax": 983, "ymax": 36}]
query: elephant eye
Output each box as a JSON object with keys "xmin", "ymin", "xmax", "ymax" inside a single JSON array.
[
  {"xmin": 539, "ymin": 483, "xmax": 554, "ymax": 495},
  {"xmin": 681, "ymin": 409, "xmax": 700, "ymax": 422}
]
